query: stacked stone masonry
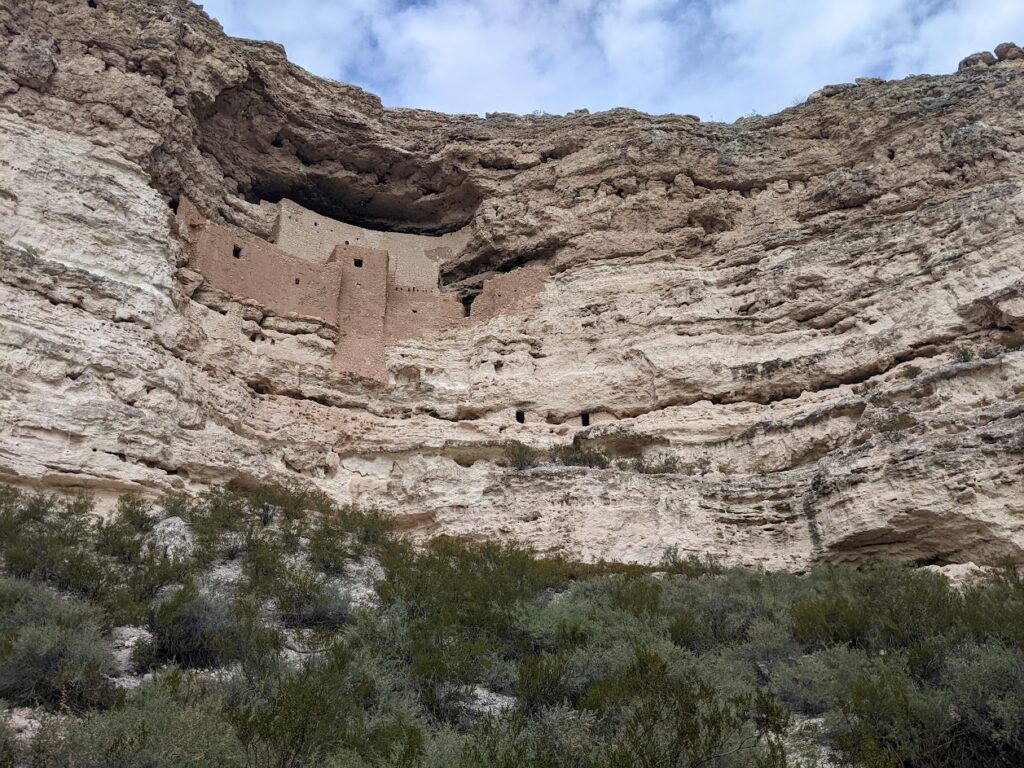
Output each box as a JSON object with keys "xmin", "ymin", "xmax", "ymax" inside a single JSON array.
[{"xmin": 180, "ymin": 197, "xmax": 546, "ymax": 380}]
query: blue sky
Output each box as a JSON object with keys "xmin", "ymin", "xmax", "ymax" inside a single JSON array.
[{"xmin": 200, "ymin": 0, "xmax": 1024, "ymax": 120}]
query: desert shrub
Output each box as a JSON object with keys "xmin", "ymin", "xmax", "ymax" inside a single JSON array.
[
  {"xmin": 0, "ymin": 713, "xmax": 16, "ymax": 768},
  {"xmin": 377, "ymin": 537, "xmax": 571, "ymax": 718},
  {"xmin": 954, "ymin": 346, "xmax": 975, "ymax": 362},
  {"xmin": 456, "ymin": 707, "xmax": 598, "ymax": 768},
  {"xmin": 876, "ymin": 412, "xmax": 917, "ymax": 433},
  {"xmin": 901, "ymin": 364, "xmax": 922, "ymax": 379},
  {"xmin": 0, "ymin": 489, "xmax": 189, "ymax": 624},
  {"xmin": 958, "ymin": 566, "xmax": 1024, "ymax": 647},
  {"xmin": 622, "ymin": 453, "xmax": 680, "ymax": 474},
  {"xmin": 581, "ymin": 649, "xmax": 788, "ymax": 767},
  {"xmin": 932, "ymin": 642, "xmax": 1024, "ymax": 766},
  {"xmin": 0, "ymin": 577, "xmax": 116, "ymax": 711},
  {"xmin": 31, "ymin": 679, "xmax": 245, "ymax": 768},
  {"xmin": 137, "ymin": 585, "xmax": 263, "ymax": 669},
  {"xmin": 516, "ymin": 654, "xmax": 570, "ymax": 715},
  {"xmin": 274, "ymin": 569, "xmax": 350, "ymax": 630},
  {"xmin": 0, "ymin": 490, "xmax": 110, "ymax": 601},
  {"xmin": 771, "ymin": 646, "xmax": 894, "ymax": 716},
  {"xmin": 308, "ymin": 517, "xmax": 353, "ymax": 575},
  {"xmin": 607, "ymin": 575, "xmax": 662, "ymax": 616},
  {"xmin": 504, "ymin": 442, "xmax": 541, "ymax": 470},
  {"xmin": 224, "ymin": 643, "xmax": 421, "ymax": 768},
  {"xmin": 550, "ymin": 444, "xmax": 610, "ymax": 469}
]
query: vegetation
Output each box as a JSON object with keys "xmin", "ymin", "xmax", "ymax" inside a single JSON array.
[
  {"xmin": 1, "ymin": 483, "xmax": 1023, "ymax": 767},
  {"xmin": 900, "ymin": 364, "xmax": 922, "ymax": 379}
]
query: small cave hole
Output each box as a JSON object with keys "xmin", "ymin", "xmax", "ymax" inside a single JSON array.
[
  {"xmin": 88, "ymin": 0, "xmax": 97, "ymax": 7},
  {"xmin": 271, "ymin": 135, "xmax": 283, "ymax": 148},
  {"xmin": 581, "ymin": 412, "xmax": 591, "ymax": 427},
  {"xmin": 412, "ymin": 309, "xmax": 418, "ymax": 314},
  {"xmin": 313, "ymin": 221, "xmax": 318, "ymax": 227},
  {"xmin": 345, "ymin": 240, "xmax": 350, "ymax": 245},
  {"xmin": 353, "ymin": 258, "xmax": 363, "ymax": 268},
  {"xmin": 294, "ymin": 277, "xmax": 300, "ymax": 285},
  {"xmin": 232, "ymin": 244, "xmax": 242, "ymax": 259},
  {"xmin": 168, "ymin": 197, "xmax": 179, "ymax": 213},
  {"xmin": 515, "ymin": 409, "xmax": 526, "ymax": 424},
  {"xmin": 461, "ymin": 294, "xmax": 476, "ymax": 317},
  {"xmin": 887, "ymin": 147, "xmax": 896, "ymax": 160}
]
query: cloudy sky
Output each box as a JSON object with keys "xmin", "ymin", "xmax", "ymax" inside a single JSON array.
[{"xmin": 200, "ymin": 0, "xmax": 1024, "ymax": 121}]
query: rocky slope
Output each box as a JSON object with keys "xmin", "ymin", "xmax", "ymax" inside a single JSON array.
[{"xmin": 2, "ymin": 0, "xmax": 1024, "ymax": 568}]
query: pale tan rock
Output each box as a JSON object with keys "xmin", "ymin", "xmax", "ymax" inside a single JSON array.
[{"xmin": 1, "ymin": 1, "xmax": 1024, "ymax": 568}]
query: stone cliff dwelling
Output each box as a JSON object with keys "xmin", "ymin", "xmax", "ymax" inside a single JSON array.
[{"xmin": 177, "ymin": 197, "xmax": 547, "ymax": 381}]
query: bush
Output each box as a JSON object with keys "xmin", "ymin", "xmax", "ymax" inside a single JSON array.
[
  {"xmin": 0, "ymin": 577, "xmax": 116, "ymax": 711},
  {"xmin": 503, "ymin": 442, "xmax": 541, "ymax": 470},
  {"xmin": 954, "ymin": 346, "xmax": 974, "ymax": 362},
  {"xmin": 621, "ymin": 453, "xmax": 679, "ymax": 474},
  {"xmin": 138, "ymin": 585, "xmax": 263, "ymax": 669},
  {"xmin": 516, "ymin": 654, "xmax": 569, "ymax": 715},
  {"xmin": 901, "ymin": 364, "xmax": 922, "ymax": 379},
  {"xmin": 32, "ymin": 680, "xmax": 245, "ymax": 768},
  {"xmin": 550, "ymin": 444, "xmax": 609, "ymax": 469}
]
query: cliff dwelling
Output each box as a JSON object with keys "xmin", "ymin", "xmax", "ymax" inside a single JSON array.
[{"xmin": 177, "ymin": 197, "xmax": 547, "ymax": 381}]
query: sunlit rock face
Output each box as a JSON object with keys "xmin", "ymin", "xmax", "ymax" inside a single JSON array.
[{"xmin": 2, "ymin": 1, "xmax": 1024, "ymax": 568}]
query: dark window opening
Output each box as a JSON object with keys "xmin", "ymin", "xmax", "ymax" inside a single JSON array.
[
  {"xmin": 313, "ymin": 221, "xmax": 319, "ymax": 227},
  {"xmin": 354, "ymin": 258, "xmax": 364, "ymax": 268},
  {"xmin": 294, "ymin": 278, "xmax": 300, "ymax": 285},
  {"xmin": 461, "ymin": 294, "xmax": 476, "ymax": 317},
  {"xmin": 232, "ymin": 245, "xmax": 242, "ymax": 259},
  {"xmin": 887, "ymin": 148, "xmax": 896, "ymax": 160},
  {"xmin": 515, "ymin": 409, "xmax": 525, "ymax": 424},
  {"xmin": 88, "ymin": 0, "xmax": 97, "ymax": 7},
  {"xmin": 581, "ymin": 412, "xmax": 591, "ymax": 427},
  {"xmin": 271, "ymin": 135, "xmax": 283, "ymax": 148},
  {"xmin": 169, "ymin": 197, "xmax": 179, "ymax": 213}
]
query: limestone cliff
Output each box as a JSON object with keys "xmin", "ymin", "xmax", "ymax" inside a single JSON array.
[{"xmin": 2, "ymin": 0, "xmax": 1024, "ymax": 568}]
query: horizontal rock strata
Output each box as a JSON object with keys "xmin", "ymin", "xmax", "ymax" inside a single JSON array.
[{"xmin": 2, "ymin": 1, "xmax": 1024, "ymax": 567}]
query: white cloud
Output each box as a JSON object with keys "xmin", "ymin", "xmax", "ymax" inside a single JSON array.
[{"xmin": 198, "ymin": 0, "xmax": 1024, "ymax": 120}]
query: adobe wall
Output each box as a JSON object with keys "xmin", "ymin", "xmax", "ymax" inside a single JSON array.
[
  {"xmin": 386, "ymin": 285, "xmax": 465, "ymax": 342},
  {"xmin": 273, "ymin": 199, "xmax": 470, "ymax": 291},
  {"xmin": 180, "ymin": 197, "xmax": 548, "ymax": 384},
  {"xmin": 187, "ymin": 214, "xmax": 344, "ymax": 324},
  {"xmin": 334, "ymin": 244, "xmax": 389, "ymax": 381}
]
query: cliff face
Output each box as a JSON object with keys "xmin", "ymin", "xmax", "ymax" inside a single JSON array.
[{"xmin": 2, "ymin": 0, "xmax": 1024, "ymax": 568}]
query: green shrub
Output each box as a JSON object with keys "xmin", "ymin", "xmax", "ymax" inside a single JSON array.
[
  {"xmin": 32, "ymin": 680, "xmax": 245, "ymax": 768},
  {"xmin": 0, "ymin": 577, "xmax": 116, "ymax": 711},
  {"xmin": 901, "ymin": 364, "xmax": 922, "ymax": 379},
  {"xmin": 503, "ymin": 442, "xmax": 541, "ymax": 470},
  {"xmin": 550, "ymin": 444, "xmax": 610, "ymax": 469},
  {"xmin": 581, "ymin": 649, "xmax": 788, "ymax": 767},
  {"xmin": 876, "ymin": 413, "xmax": 917, "ymax": 434},
  {"xmin": 138, "ymin": 585, "xmax": 260, "ymax": 669},
  {"xmin": 516, "ymin": 654, "xmax": 569, "ymax": 715},
  {"xmin": 0, "ymin": 713, "xmax": 16, "ymax": 768},
  {"xmin": 954, "ymin": 346, "xmax": 975, "ymax": 362}
]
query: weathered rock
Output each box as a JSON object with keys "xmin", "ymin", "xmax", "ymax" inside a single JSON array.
[
  {"xmin": 958, "ymin": 51, "xmax": 996, "ymax": 71},
  {"xmin": 145, "ymin": 516, "xmax": 194, "ymax": 559},
  {"xmin": 109, "ymin": 626, "xmax": 154, "ymax": 689},
  {"xmin": 1, "ymin": 1, "xmax": 1023, "ymax": 569},
  {"xmin": 995, "ymin": 42, "xmax": 1024, "ymax": 61}
]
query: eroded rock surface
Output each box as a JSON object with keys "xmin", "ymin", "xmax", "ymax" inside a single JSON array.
[{"xmin": 2, "ymin": 1, "xmax": 1024, "ymax": 568}]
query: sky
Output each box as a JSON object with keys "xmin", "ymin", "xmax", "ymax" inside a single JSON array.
[{"xmin": 199, "ymin": 0, "xmax": 1024, "ymax": 121}]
